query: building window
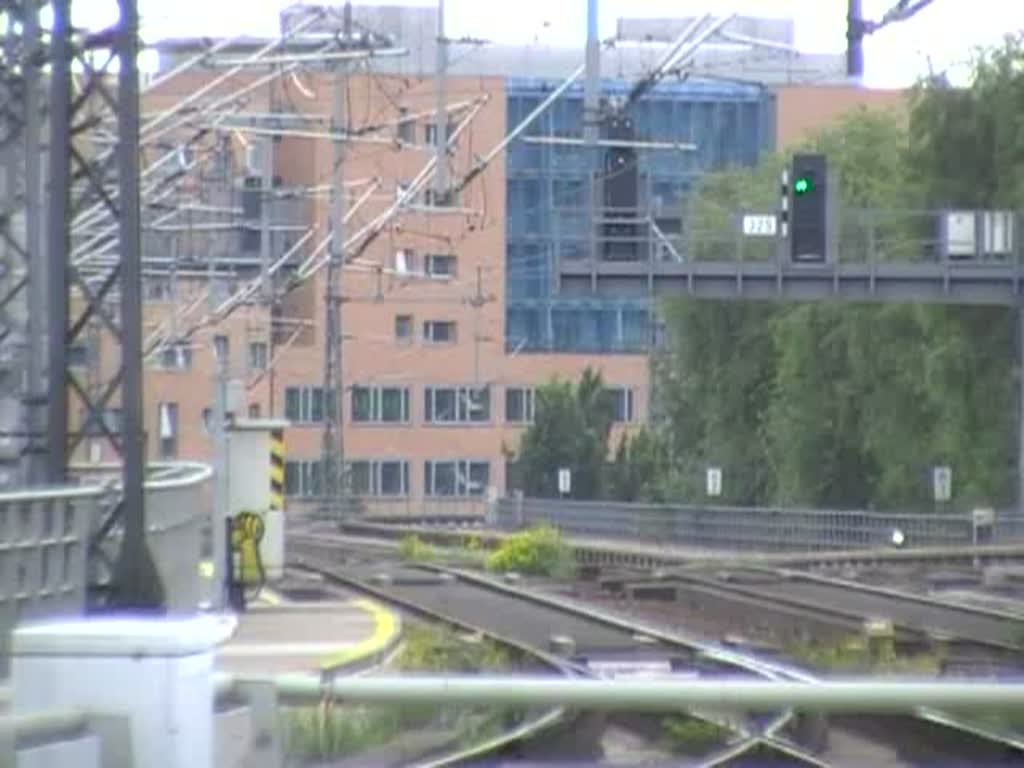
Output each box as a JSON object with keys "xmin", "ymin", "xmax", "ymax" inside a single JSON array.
[
  {"xmin": 423, "ymin": 320, "xmax": 456, "ymax": 344},
  {"xmin": 394, "ymin": 248, "xmax": 416, "ymax": 275},
  {"xmin": 348, "ymin": 459, "xmax": 410, "ymax": 497},
  {"xmin": 284, "ymin": 460, "xmax": 323, "ymax": 498},
  {"xmin": 284, "ymin": 385, "xmax": 337, "ymax": 424},
  {"xmin": 424, "ymin": 460, "xmax": 490, "ymax": 497},
  {"xmin": 248, "ymin": 403, "xmax": 261, "ymax": 418},
  {"xmin": 156, "ymin": 341, "xmax": 192, "ymax": 371},
  {"xmin": 248, "ymin": 341, "xmax": 268, "ymax": 371},
  {"xmin": 505, "ymin": 386, "xmax": 535, "ymax": 423},
  {"xmin": 424, "ymin": 385, "xmax": 490, "ymax": 424},
  {"xmin": 213, "ymin": 334, "xmax": 230, "ymax": 366},
  {"xmin": 425, "ymin": 253, "xmax": 457, "ymax": 279},
  {"xmin": 424, "ymin": 120, "xmax": 455, "ymax": 147},
  {"xmin": 395, "ymin": 314, "xmax": 413, "ymax": 344},
  {"xmin": 351, "ymin": 386, "xmax": 411, "ymax": 424},
  {"xmin": 396, "ymin": 108, "xmax": 414, "ymax": 143},
  {"xmin": 157, "ymin": 402, "xmax": 178, "ymax": 459},
  {"xmin": 202, "ymin": 407, "xmax": 213, "ymax": 433},
  {"xmin": 605, "ymin": 387, "xmax": 636, "ymax": 423}
]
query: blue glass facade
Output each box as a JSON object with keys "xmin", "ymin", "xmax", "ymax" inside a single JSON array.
[{"xmin": 505, "ymin": 77, "xmax": 776, "ymax": 353}]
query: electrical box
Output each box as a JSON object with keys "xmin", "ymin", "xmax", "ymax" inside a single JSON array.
[{"xmin": 945, "ymin": 210, "xmax": 1014, "ymax": 259}]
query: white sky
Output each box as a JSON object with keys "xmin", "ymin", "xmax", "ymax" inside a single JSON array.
[{"xmin": 74, "ymin": 0, "xmax": 1023, "ymax": 87}]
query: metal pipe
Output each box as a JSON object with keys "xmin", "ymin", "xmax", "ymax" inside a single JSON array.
[
  {"xmin": 20, "ymin": 0, "xmax": 48, "ymax": 485},
  {"xmin": 434, "ymin": 0, "xmax": 448, "ymax": 195},
  {"xmin": 208, "ymin": 46, "xmax": 408, "ymax": 67},
  {"xmin": 46, "ymin": 0, "xmax": 72, "ymax": 483},
  {"xmin": 110, "ymin": 0, "xmax": 163, "ymax": 610},
  {"xmin": 236, "ymin": 675, "xmax": 1024, "ymax": 712}
]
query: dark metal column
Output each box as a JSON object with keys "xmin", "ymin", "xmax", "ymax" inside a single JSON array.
[
  {"xmin": 46, "ymin": 0, "xmax": 71, "ymax": 483},
  {"xmin": 108, "ymin": 0, "xmax": 163, "ymax": 609}
]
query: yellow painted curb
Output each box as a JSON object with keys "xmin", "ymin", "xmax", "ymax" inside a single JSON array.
[
  {"xmin": 255, "ymin": 588, "xmax": 283, "ymax": 606},
  {"xmin": 318, "ymin": 598, "xmax": 400, "ymax": 672}
]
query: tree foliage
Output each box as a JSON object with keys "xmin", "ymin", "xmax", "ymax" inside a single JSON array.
[
  {"xmin": 516, "ymin": 368, "xmax": 614, "ymax": 499},
  {"xmin": 649, "ymin": 38, "xmax": 1024, "ymax": 512}
]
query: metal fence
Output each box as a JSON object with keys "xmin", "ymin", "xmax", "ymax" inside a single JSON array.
[
  {"xmin": 290, "ymin": 495, "xmax": 487, "ymax": 521},
  {"xmin": 0, "ymin": 485, "xmax": 100, "ymax": 670},
  {"xmin": 492, "ymin": 497, "xmax": 1022, "ymax": 552},
  {"xmin": 73, "ymin": 462, "xmax": 213, "ymax": 612}
]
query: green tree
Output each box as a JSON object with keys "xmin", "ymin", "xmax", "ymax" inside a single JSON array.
[
  {"xmin": 652, "ymin": 41, "xmax": 1024, "ymax": 512},
  {"xmin": 909, "ymin": 34, "xmax": 1024, "ymax": 209},
  {"xmin": 608, "ymin": 427, "xmax": 671, "ymax": 502},
  {"xmin": 516, "ymin": 368, "xmax": 614, "ymax": 499}
]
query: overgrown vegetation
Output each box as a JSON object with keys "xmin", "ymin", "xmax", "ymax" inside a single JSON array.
[
  {"xmin": 515, "ymin": 37, "xmax": 1024, "ymax": 512},
  {"xmin": 786, "ymin": 635, "xmax": 942, "ymax": 675},
  {"xmin": 398, "ymin": 534, "xmax": 437, "ymax": 562},
  {"xmin": 661, "ymin": 715, "xmax": 732, "ymax": 755},
  {"xmin": 283, "ymin": 624, "xmax": 520, "ymax": 762},
  {"xmin": 484, "ymin": 524, "xmax": 576, "ymax": 578}
]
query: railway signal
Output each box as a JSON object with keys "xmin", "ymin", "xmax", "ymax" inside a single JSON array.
[{"xmin": 789, "ymin": 153, "xmax": 829, "ymax": 264}]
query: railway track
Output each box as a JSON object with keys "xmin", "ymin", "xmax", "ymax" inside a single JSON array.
[
  {"xmin": 337, "ymin": 517, "xmax": 1024, "ymax": 570},
  {"xmin": 603, "ymin": 567, "xmax": 1024, "ymax": 658},
  {"xmin": 288, "ymin": 534, "xmax": 834, "ymax": 766},
  {"xmin": 287, "ymin": 529, "xmax": 1024, "ymax": 766}
]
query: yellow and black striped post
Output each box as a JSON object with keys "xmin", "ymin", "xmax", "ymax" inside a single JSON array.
[{"xmin": 270, "ymin": 428, "xmax": 285, "ymax": 512}]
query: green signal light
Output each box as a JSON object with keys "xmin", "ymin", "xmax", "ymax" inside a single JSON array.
[{"xmin": 794, "ymin": 177, "xmax": 813, "ymax": 195}]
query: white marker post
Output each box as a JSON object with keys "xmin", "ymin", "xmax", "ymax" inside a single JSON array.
[
  {"xmin": 558, "ymin": 468, "xmax": 571, "ymax": 498},
  {"xmin": 933, "ymin": 466, "xmax": 952, "ymax": 503},
  {"xmin": 706, "ymin": 467, "xmax": 722, "ymax": 498}
]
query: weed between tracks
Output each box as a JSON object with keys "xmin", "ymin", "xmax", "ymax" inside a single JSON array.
[
  {"xmin": 282, "ymin": 623, "xmax": 524, "ymax": 764},
  {"xmin": 786, "ymin": 634, "xmax": 942, "ymax": 675}
]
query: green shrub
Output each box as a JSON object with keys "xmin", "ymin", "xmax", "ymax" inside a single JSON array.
[
  {"xmin": 662, "ymin": 716, "xmax": 731, "ymax": 755},
  {"xmin": 399, "ymin": 623, "xmax": 512, "ymax": 672},
  {"xmin": 283, "ymin": 704, "xmax": 405, "ymax": 760},
  {"xmin": 484, "ymin": 524, "xmax": 575, "ymax": 578},
  {"xmin": 787, "ymin": 635, "xmax": 941, "ymax": 675},
  {"xmin": 398, "ymin": 534, "xmax": 437, "ymax": 562},
  {"xmin": 284, "ymin": 625, "xmax": 518, "ymax": 760}
]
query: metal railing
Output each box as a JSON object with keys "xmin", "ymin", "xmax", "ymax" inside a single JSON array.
[
  {"xmin": 493, "ymin": 497, "xmax": 1019, "ymax": 551},
  {"xmin": 76, "ymin": 461, "xmax": 213, "ymax": 611},
  {"xmin": 0, "ymin": 484, "xmax": 101, "ymax": 670},
  {"xmin": 6, "ymin": 672, "xmax": 1024, "ymax": 767}
]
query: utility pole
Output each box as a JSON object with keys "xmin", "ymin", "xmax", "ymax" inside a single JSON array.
[
  {"xmin": 846, "ymin": 0, "xmax": 865, "ymax": 79},
  {"xmin": 433, "ymin": 0, "xmax": 449, "ymax": 199},
  {"xmin": 583, "ymin": 0, "xmax": 600, "ymax": 266},
  {"xmin": 320, "ymin": 5, "xmax": 350, "ymax": 520}
]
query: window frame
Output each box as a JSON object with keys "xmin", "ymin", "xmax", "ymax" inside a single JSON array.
[
  {"xmin": 605, "ymin": 386, "xmax": 637, "ymax": 423},
  {"xmin": 248, "ymin": 341, "xmax": 269, "ymax": 371},
  {"xmin": 284, "ymin": 385, "xmax": 337, "ymax": 425},
  {"xmin": 423, "ymin": 320, "xmax": 457, "ymax": 344},
  {"xmin": 347, "ymin": 458, "xmax": 411, "ymax": 498},
  {"xmin": 505, "ymin": 386, "xmax": 535, "ymax": 424},
  {"xmin": 350, "ymin": 385, "xmax": 411, "ymax": 425},
  {"xmin": 424, "ymin": 385, "xmax": 491, "ymax": 425},
  {"xmin": 424, "ymin": 459, "xmax": 491, "ymax": 497},
  {"xmin": 156, "ymin": 401, "xmax": 179, "ymax": 459},
  {"xmin": 424, "ymin": 253, "xmax": 457, "ymax": 279},
  {"xmin": 395, "ymin": 314, "xmax": 414, "ymax": 345},
  {"xmin": 155, "ymin": 341, "xmax": 192, "ymax": 371}
]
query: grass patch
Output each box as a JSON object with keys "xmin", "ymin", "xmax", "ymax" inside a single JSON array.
[
  {"xmin": 484, "ymin": 524, "xmax": 576, "ymax": 578},
  {"xmin": 283, "ymin": 624, "xmax": 522, "ymax": 762},
  {"xmin": 786, "ymin": 635, "xmax": 942, "ymax": 675},
  {"xmin": 398, "ymin": 534, "xmax": 437, "ymax": 562},
  {"xmin": 662, "ymin": 715, "xmax": 732, "ymax": 755}
]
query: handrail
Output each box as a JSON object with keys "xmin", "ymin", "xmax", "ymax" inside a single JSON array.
[
  {"xmin": 224, "ymin": 675, "xmax": 1024, "ymax": 712},
  {"xmin": 0, "ymin": 484, "xmax": 107, "ymax": 503},
  {"xmin": 70, "ymin": 461, "xmax": 212, "ymax": 491},
  {"xmin": 0, "ymin": 710, "xmax": 89, "ymax": 740}
]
